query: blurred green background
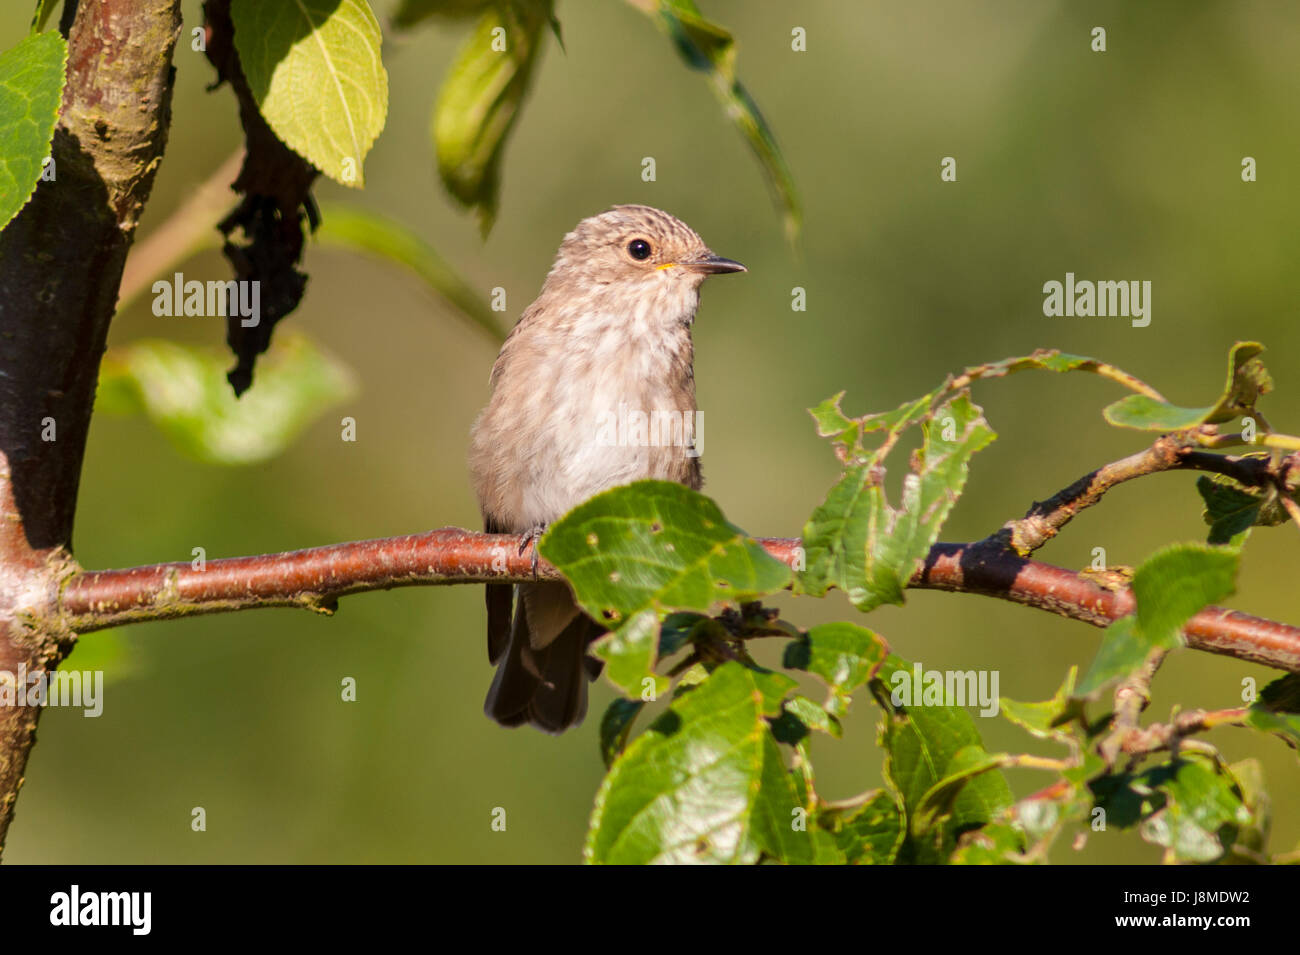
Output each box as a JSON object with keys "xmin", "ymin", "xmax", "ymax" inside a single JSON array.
[{"xmin": 4, "ymin": 0, "xmax": 1298, "ymax": 863}]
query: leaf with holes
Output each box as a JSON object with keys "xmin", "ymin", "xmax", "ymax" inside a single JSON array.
[
  {"xmin": 540, "ymin": 481, "xmax": 791, "ymax": 697},
  {"xmin": 817, "ymin": 791, "xmax": 905, "ymax": 864},
  {"xmin": 797, "ymin": 395, "xmax": 995, "ymax": 612},
  {"xmin": 783, "ymin": 621, "xmax": 888, "ymax": 716}
]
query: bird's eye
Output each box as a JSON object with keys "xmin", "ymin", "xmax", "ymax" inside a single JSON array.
[{"xmin": 627, "ymin": 239, "xmax": 652, "ymax": 260}]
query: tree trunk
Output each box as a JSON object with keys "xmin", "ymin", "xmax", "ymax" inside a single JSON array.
[{"xmin": 0, "ymin": 0, "xmax": 181, "ymax": 857}]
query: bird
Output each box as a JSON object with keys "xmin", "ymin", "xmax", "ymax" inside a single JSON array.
[{"xmin": 468, "ymin": 204, "xmax": 746, "ymax": 732}]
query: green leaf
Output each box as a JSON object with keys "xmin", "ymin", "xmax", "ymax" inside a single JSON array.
[
  {"xmin": 1197, "ymin": 475, "xmax": 1263, "ymax": 544},
  {"xmin": 231, "ymin": 0, "xmax": 389, "ymax": 187},
  {"xmin": 30, "ymin": 0, "xmax": 61, "ymax": 34},
  {"xmin": 778, "ymin": 695, "xmax": 841, "ymax": 739},
  {"xmin": 1196, "ymin": 471, "xmax": 1292, "ymax": 544},
  {"xmin": 1245, "ymin": 709, "xmax": 1300, "ymax": 754},
  {"xmin": 596, "ymin": 609, "xmax": 667, "ymax": 700},
  {"xmin": 1132, "ymin": 543, "xmax": 1239, "ymax": 645},
  {"xmin": 433, "ymin": 0, "xmax": 552, "ymax": 233},
  {"xmin": 1101, "ymin": 395, "xmax": 1211, "ymax": 431},
  {"xmin": 872, "ymin": 656, "xmax": 1013, "ymax": 863},
  {"xmin": 586, "ymin": 662, "xmax": 840, "ymax": 864},
  {"xmin": 782, "ymin": 621, "xmax": 888, "ymax": 715},
  {"xmin": 1224, "ymin": 759, "xmax": 1271, "ymax": 860},
  {"xmin": 316, "ymin": 202, "xmax": 502, "ymax": 343},
  {"xmin": 826, "ymin": 792, "xmax": 906, "ymax": 864},
  {"xmin": 630, "ymin": 0, "xmax": 800, "ymax": 241},
  {"xmin": 1259, "ymin": 673, "xmax": 1300, "ymax": 713},
  {"xmin": 599, "ymin": 698, "xmax": 645, "ymax": 768},
  {"xmin": 913, "ymin": 744, "xmax": 1012, "ymax": 839},
  {"xmin": 0, "ymin": 30, "xmax": 66, "ymax": 231},
  {"xmin": 1104, "ymin": 341, "xmax": 1271, "ymax": 431},
  {"xmin": 808, "ymin": 391, "xmax": 854, "ymax": 438},
  {"xmin": 97, "ymin": 334, "xmax": 357, "ymax": 465},
  {"xmin": 999, "ymin": 667, "xmax": 1082, "ymax": 743},
  {"xmin": 805, "ymin": 349, "xmax": 1163, "ymax": 471},
  {"xmin": 1246, "ymin": 675, "xmax": 1300, "ymax": 754},
  {"xmin": 797, "ymin": 395, "xmax": 995, "ymax": 612},
  {"xmin": 540, "ymin": 481, "xmax": 791, "ymax": 696},
  {"xmin": 1091, "ymin": 753, "xmax": 1252, "ymax": 862},
  {"xmin": 949, "ymin": 822, "xmax": 1029, "ymax": 864},
  {"xmin": 1077, "ymin": 543, "xmax": 1239, "ymax": 697},
  {"xmin": 1136, "ymin": 755, "xmax": 1253, "ymax": 863},
  {"xmin": 1075, "ymin": 617, "xmax": 1150, "ymax": 700}
]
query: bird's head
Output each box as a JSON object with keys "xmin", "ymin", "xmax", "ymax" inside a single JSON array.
[{"xmin": 544, "ymin": 205, "xmax": 745, "ymax": 306}]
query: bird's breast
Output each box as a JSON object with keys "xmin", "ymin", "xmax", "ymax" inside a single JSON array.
[{"xmin": 479, "ymin": 310, "xmax": 700, "ymax": 529}]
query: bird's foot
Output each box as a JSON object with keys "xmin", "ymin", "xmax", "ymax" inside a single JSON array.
[{"xmin": 518, "ymin": 523, "xmax": 548, "ymax": 576}]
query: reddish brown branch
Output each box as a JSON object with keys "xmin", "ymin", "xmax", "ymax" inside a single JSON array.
[{"xmin": 58, "ymin": 532, "xmax": 1300, "ymax": 673}]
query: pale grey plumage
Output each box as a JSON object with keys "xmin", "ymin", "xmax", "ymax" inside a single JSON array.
[{"xmin": 469, "ymin": 204, "xmax": 744, "ymax": 733}]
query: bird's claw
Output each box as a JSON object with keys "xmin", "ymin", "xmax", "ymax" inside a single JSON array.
[{"xmin": 519, "ymin": 524, "xmax": 547, "ymax": 576}]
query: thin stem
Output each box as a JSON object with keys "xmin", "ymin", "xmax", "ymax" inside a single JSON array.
[{"xmin": 1003, "ymin": 436, "xmax": 1275, "ymax": 555}]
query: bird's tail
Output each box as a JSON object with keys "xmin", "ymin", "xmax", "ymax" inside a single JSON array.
[{"xmin": 484, "ymin": 580, "xmax": 603, "ymax": 733}]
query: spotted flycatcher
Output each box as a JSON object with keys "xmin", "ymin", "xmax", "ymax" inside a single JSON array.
[{"xmin": 469, "ymin": 205, "xmax": 746, "ymax": 732}]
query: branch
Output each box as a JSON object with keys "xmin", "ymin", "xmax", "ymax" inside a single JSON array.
[
  {"xmin": 58, "ymin": 531, "xmax": 1300, "ymax": 673},
  {"xmin": 1004, "ymin": 432, "xmax": 1281, "ymax": 554}
]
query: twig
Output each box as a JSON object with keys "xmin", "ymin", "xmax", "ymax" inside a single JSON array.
[
  {"xmin": 1003, "ymin": 434, "xmax": 1276, "ymax": 554},
  {"xmin": 1116, "ymin": 707, "xmax": 1249, "ymax": 756},
  {"xmin": 1100, "ymin": 649, "xmax": 1168, "ymax": 764}
]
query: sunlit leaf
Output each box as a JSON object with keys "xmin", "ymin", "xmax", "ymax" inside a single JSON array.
[
  {"xmin": 231, "ymin": 0, "xmax": 389, "ymax": 187},
  {"xmin": 0, "ymin": 30, "xmax": 65, "ymax": 230},
  {"xmin": 783, "ymin": 621, "xmax": 888, "ymax": 715}
]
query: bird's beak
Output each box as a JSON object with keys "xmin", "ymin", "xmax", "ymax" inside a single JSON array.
[{"xmin": 681, "ymin": 253, "xmax": 747, "ymax": 275}]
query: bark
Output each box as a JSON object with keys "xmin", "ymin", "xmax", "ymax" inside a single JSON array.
[{"xmin": 0, "ymin": 0, "xmax": 181, "ymax": 857}]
